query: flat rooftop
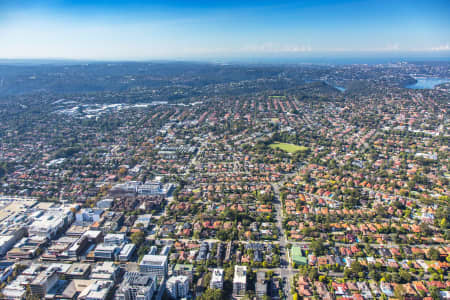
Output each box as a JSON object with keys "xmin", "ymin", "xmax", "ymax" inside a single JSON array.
[
  {"xmin": 233, "ymin": 265, "xmax": 247, "ymax": 284},
  {"xmin": 211, "ymin": 268, "xmax": 224, "ymax": 282},
  {"xmin": 140, "ymin": 254, "xmax": 167, "ymax": 266}
]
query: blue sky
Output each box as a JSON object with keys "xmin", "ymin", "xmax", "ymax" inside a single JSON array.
[{"xmin": 0, "ymin": 0, "xmax": 449, "ymax": 60}]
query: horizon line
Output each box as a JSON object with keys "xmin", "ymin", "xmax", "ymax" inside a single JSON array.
[{"xmin": 1, "ymin": 51, "xmax": 450, "ymax": 61}]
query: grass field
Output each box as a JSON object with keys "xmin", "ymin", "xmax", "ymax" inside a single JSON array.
[{"xmin": 269, "ymin": 142, "xmax": 309, "ymax": 153}]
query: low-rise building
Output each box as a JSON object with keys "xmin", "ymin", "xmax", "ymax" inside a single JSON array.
[
  {"xmin": 91, "ymin": 261, "xmax": 120, "ymax": 282},
  {"xmin": 255, "ymin": 271, "xmax": 267, "ymax": 299},
  {"xmin": 210, "ymin": 268, "xmax": 224, "ymax": 290},
  {"xmin": 233, "ymin": 265, "xmax": 247, "ymax": 296},
  {"xmin": 119, "ymin": 243, "xmax": 136, "ymax": 261},
  {"xmin": 28, "ymin": 207, "xmax": 73, "ymax": 239},
  {"xmin": 115, "ymin": 272, "xmax": 156, "ymax": 300},
  {"xmin": 139, "ymin": 254, "xmax": 168, "ymax": 280},
  {"xmin": 7, "ymin": 235, "xmax": 48, "ymax": 259},
  {"xmin": 78, "ymin": 280, "xmax": 113, "ymax": 300},
  {"xmin": 75, "ymin": 208, "xmax": 104, "ymax": 224},
  {"xmin": 29, "ymin": 268, "xmax": 59, "ymax": 298},
  {"xmin": 133, "ymin": 214, "xmax": 152, "ymax": 229},
  {"xmin": 0, "ymin": 227, "xmax": 27, "ymax": 255},
  {"xmin": 94, "ymin": 243, "xmax": 122, "ymax": 260},
  {"xmin": 103, "ymin": 233, "xmax": 126, "ymax": 245},
  {"xmin": 160, "ymin": 245, "xmax": 171, "ymax": 256},
  {"xmin": 67, "ymin": 235, "xmax": 89, "ymax": 257},
  {"xmin": 96, "ymin": 199, "xmax": 114, "ymax": 209},
  {"xmin": 173, "ymin": 264, "xmax": 194, "ymax": 282},
  {"xmin": 66, "ymin": 263, "xmax": 91, "ymax": 279}
]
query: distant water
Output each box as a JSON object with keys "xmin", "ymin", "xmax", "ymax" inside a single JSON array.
[{"xmin": 406, "ymin": 77, "xmax": 450, "ymax": 89}]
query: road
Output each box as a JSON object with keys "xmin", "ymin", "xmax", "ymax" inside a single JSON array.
[{"xmin": 272, "ymin": 172, "xmax": 296, "ymax": 300}]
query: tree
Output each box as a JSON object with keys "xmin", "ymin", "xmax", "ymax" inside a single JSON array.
[
  {"xmin": 344, "ymin": 268, "xmax": 352, "ymax": 279},
  {"xmin": 430, "ymin": 286, "xmax": 440, "ymax": 300},
  {"xmin": 350, "ymin": 260, "xmax": 363, "ymax": 274},
  {"xmin": 394, "ymin": 284, "xmax": 406, "ymax": 300},
  {"xmin": 130, "ymin": 231, "xmax": 145, "ymax": 246},
  {"xmin": 369, "ymin": 270, "xmax": 380, "ymax": 281},
  {"xmin": 118, "ymin": 167, "xmax": 128, "ymax": 176},
  {"xmin": 399, "ymin": 269, "xmax": 412, "ymax": 283},
  {"xmin": 308, "ymin": 268, "xmax": 319, "ymax": 281},
  {"xmin": 310, "ymin": 238, "xmax": 326, "ymax": 256},
  {"xmin": 430, "ymin": 273, "xmax": 440, "ymax": 281},
  {"xmin": 217, "ymin": 230, "xmax": 229, "ymax": 241},
  {"xmin": 440, "ymin": 218, "xmax": 448, "ymax": 229},
  {"xmin": 198, "ymin": 288, "xmax": 223, "ymax": 300},
  {"xmin": 193, "ymin": 231, "xmax": 200, "ymax": 240},
  {"xmin": 428, "ymin": 248, "xmax": 440, "ymax": 261}
]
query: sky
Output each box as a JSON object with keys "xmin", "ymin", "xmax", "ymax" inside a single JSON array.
[{"xmin": 0, "ymin": 0, "xmax": 449, "ymax": 60}]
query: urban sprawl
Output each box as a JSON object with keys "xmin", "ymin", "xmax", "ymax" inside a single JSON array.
[{"xmin": 0, "ymin": 61, "xmax": 448, "ymax": 300}]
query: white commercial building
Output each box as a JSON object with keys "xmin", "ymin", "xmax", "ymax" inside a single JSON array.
[
  {"xmin": 133, "ymin": 214, "xmax": 152, "ymax": 229},
  {"xmin": 96, "ymin": 199, "xmax": 113, "ymax": 209},
  {"xmin": 29, "ymin": 208, "xmax": 73, "ymax": 239},
  {"xmin": 94, "ymin": 244, "xmax": 122, "ymax": 260},
  {"xmin": 78, "ymin": 280, "xmax": 113, "ymax": 300},
  {"xmin": 103, "ymin": 233, "xmax": 126, "ymax": 246},
  {"xmin": 91, "ymin": 262, "xmax": 120, "ymax": 282},
  {"xmin": 119, "ymin": 244, "xmax": 136, "ymax": 262},
  {"xmin": 0, "ymin": 233, "xmax": 23, "ymax": 256},
  {"xmin": 75, "ymin": 208, "xmax": 104, "ymax": 223},
  {"xmin": 139, "ymin": 254, "xmax": 168, "ymax": 280}
]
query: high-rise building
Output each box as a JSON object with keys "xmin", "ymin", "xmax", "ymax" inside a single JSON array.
[{"xmin": 166, "ymin": 275, "xmax": 189, "ymax": 299}]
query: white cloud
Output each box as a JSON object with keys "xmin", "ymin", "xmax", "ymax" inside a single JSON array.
[
  {"xmin": 383, "ymin": 43, "xmax": 400, "ymax": 51},
  {"xmin": 430, "ymin": 44, "xmax": 450, "ymax": 51},
  {"xmin": 240, "ymin": 43, "xmax": 312, "ymax": 53}
]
